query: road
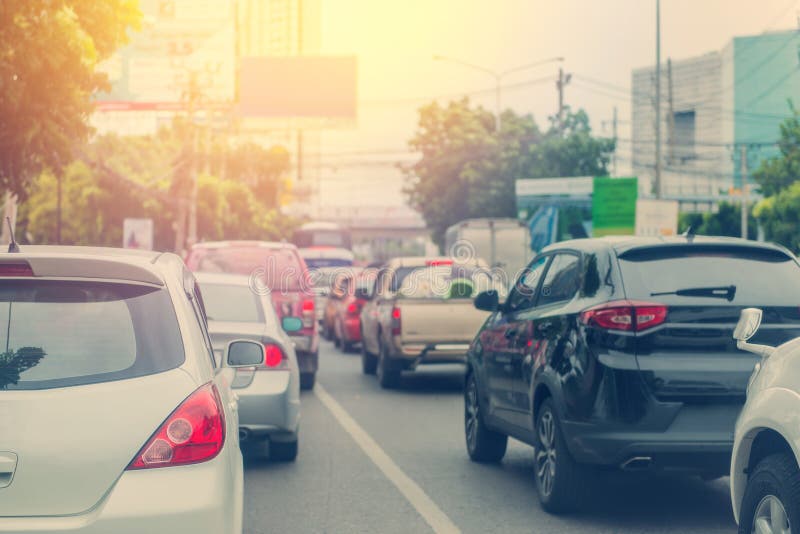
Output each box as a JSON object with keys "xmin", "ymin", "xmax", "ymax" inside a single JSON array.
[{"xmin": 244, "ymin": 341, "xmax": 737, "ymax": 534}]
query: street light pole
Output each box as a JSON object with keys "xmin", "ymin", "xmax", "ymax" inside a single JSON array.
[
  {"xmin": 655, "ymin": 0, "xmax": 662, "ymax": 198},
  {"xmin": 433, "ymin": 55, "xmax": 564, "ymax": 131}
]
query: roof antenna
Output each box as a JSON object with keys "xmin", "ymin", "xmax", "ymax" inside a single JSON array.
[
  {"xmin": 681, "ymin": 223, "xmax": 696, "ymax": 242},
  {"xmin": 6, "ymin": 217, "xmax": 19, "ymax": 253}
]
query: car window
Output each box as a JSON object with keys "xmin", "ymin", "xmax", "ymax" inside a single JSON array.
[
  {"xmin": 199, "ymin": 283, "xmax": 265, "ymax": 324},
  {"xmin": 395, "ymin": 264, "xmax": 505, "ymax": 300},
  {"xmin": 0, "ymin": 280, "xmax": 184, "ymax": 390},
  {"xmin": 190, "ymin": 247, "xmax": 306, "ymax": 292},
  {"xmin": 538, "ymin": 253, "xmax": 582, "ymax": 306},
  {"xmin": 506, "ymin": 256, "xmax": 549, "ymax": 313},
  {"xmin": 618, "ymin": 245, "xmax": 800, "ymax": 304}
]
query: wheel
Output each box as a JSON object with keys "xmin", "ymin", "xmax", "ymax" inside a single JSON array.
[
  {"xmin": 376, "ymin": 341, "xmax": 401, "ymax": 389},
  {"xmin": 270, "ymin": 439, "xmax": 299, "ymax": 462},
  {"xmin": 464, "ymin": 372, "xmax": 507, "ymax": 463},
  {"xmin": 300, "ymin": 372, "xmax": 315, "ymax": 391},
  {"xmin": 534, "ymin": 398, "xmax": 587, "ymax": 514},
  {"xmin": 738, "ymin": 453, "xmax": 800, "ymax": 534},
  {"xmin": 361, "ymin": 336, "xmax": 377, "ymax": 375}
]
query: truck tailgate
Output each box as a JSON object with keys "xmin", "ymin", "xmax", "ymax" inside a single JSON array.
[{"xmin": 397, "ymin": 299, "xmax": 488, "ymax": 345}]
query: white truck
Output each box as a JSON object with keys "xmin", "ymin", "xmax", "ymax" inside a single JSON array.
[
  {"xmin": 444, "ymin": 218, "xmax": 532, "ymax": 288},
  {"xmin": 358, "ymin": 257, "xmax": 506, "ymax": 388}
]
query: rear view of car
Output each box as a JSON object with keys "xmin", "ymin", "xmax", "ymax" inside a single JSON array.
[
  {"xmin": 186, "ymin": 241, "xmax": 319, "ymax": 390},
  {"xmin": 0, "ymin": 248, "xmax": 243, "ymax": 533},
  {"xmin": 196, "ymin": 273, "xmax": 301, "ymax": 462}
]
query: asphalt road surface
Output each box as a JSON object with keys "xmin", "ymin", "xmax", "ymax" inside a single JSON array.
[{"xmin": 244, "ymin": 341, "xmax": 737, "ymax": 534}]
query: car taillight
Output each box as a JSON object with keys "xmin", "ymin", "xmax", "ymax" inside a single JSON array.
[
  {"xmin": 301, "ymin": 298, "xmax": 315, "ymax": 327},
  {"xmin": 391, "ymin": 306, "xmax": 402, "ymax": 336},
  {"xmin": 0, "ymin": 262, "xmax": 33, "ymax": 276},
  {"xmin": 580, "ymin": 300, "xmax": 668, "ymax": 332},
  {"xmin": 262, "ymin": 343, "xmax": 288, "ymax": 370},
  {"xmin": 426, "ymin": 259, "xmax": 453, "ymax": 266},
  {"xmin": 127, "ymin": 383, "xmax": 225, "ymax": 470},
  {"xmin": 347, "ymin": 300, "xmax": 363, "ymax": 317}
]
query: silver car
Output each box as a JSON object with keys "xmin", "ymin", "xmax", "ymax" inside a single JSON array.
[
  {"xmin": 196, "ymin": 273, "xmax": 302, "ymax": 461},
  {"xmin": 0, "ymin": 246, "xmax": 254, "ymax": 533}
]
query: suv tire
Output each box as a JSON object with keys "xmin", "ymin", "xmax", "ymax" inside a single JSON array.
[
  {"xmin": 376, "ymin": 341, "xmax": 401, "ymax": 389},
  {"xmin": 738, "ymin": 453, "xmax": 800, "ymax": 534},
  {"xmin": 465, "ymin": 372, "xmax": 507, "ymax": 463},
  {"xmin": 300, "ymin": 372, "xmax": 315, "ymax": 391}
]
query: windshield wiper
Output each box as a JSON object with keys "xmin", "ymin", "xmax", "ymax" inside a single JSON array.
[{"xmin": 651, "ymin": 285, "xmax": 736, "ymax": 302}]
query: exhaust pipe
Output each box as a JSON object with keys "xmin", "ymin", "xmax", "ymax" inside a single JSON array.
[
  {"xmin": 620, "ymin": 456, "xmax": 653, "ymax": 471},
  {"xmin": 239, "ymin": 428, "xmax": 251, "ymax": 442}
]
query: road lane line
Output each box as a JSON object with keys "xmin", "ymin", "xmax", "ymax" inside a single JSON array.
[{"xmin": 314, "ymin": 383, "xmax": 462, "ymax": 534}]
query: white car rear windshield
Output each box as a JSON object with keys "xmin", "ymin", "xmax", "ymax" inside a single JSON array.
[
  {"xmin": 0, "ymin": 280, "xmax": 184, "ymax": 391},
  {"xmin": 199, "ymin": 283, "xmax": 265, "ymax": 324},
  {"xmin": 395, "ymin": 265, "xmax": 506, "ymax": 300}
]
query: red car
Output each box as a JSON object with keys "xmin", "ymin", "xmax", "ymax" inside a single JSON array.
[
  {"xmin": 185, "ymin": 241, "xmax": 319, "ymax": 390},
  {"xmin": 330, "ymin": 269, "xmax": 375, "ymax": 353}
]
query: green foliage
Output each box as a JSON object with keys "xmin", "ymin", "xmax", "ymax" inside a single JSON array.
[
  {"xmin": 0, "ymin": 347, "xmax": 46, "ymax": 390},
  {"xmin": 752, "ymin": 104, "xmax": 800, "ymax": 251},
  {"xmin": 754, "ymin": 181, "xmax": 800, "ymax": 253},
  {"xmin": 678, "ymin": 202, "xmax": 756, "ymax": 240},
  {"xmin": 404, "ymin": 99, "xmax": 615, "ymax": 247},
  {"xmin": 18, "ymin": 130, "xmax": 293, "ymax": 249},
  {"xmin": 0, "ymin": 0, "xmax": 141, "ymax": 197}
]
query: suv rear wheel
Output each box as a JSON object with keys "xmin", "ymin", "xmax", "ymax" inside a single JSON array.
[
  {"xmin": 535, "ymin": 398, "xmax": 587, "ymax": 514},
  {"xmin": 361, "ymin": 331, "xmax": 377, "ymax": 375},
  {"xmin": 271, "ymin": 438, "xmax": 299, "ymax": 462},
  {"xmin": 738, "ymin": 453, "xmax": 800, "ymax": 534},
  {"xmin": 300, "ymin": 372, "xmax": 315, "ymax": 390},
  {"xmin": 465, "ymin": 372, "xmax": 507, "ymax": 463}
]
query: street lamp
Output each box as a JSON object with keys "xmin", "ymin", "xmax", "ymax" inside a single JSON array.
[{"xmin": 432, "ymin": 55, "xmax": 564, "ymax": 130}]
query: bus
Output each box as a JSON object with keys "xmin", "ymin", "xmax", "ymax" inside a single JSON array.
[{"xmin": 291, "ymin": 222, "xmax": 352, "ymax": 250}]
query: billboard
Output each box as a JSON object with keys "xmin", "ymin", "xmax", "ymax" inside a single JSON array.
[
  {"xmin": 239, "ymin": 56, "xmax": 357, "ymax": 119},
  {"xmin": 592, "ymin": 177, "xmax": 638, "ymax": 237},
  {"xmin": 123, "ymin": 218, "xmax": 154, "ymax": 250},
  {"xmin": 635, "ymin": 199, "xmax": 679, "ymax": 236},
  {"xmin": 95, "ymin": 0, "xmax": 236, "ymax": 111}
]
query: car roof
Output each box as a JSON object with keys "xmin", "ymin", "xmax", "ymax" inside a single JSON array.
[
  {"xmin": 543, "ymin": 235, "xmax": 792, "ymax": 256},
  {"xmin": 194, "ymin": 272, "xmax": 253, "ymax": 287},
  {"xmin": 189, "ymin": 240, "xmax": 297, "ymax": 251},
  {"xmin": 0, "ymin": 245, "xmax": 183, "ymax": 286}
]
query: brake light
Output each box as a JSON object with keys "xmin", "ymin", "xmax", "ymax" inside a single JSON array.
[
  {"xmin": 347, "ymin": 300, "xmax": 363, "ymax": 317},
  {"xmin": 426, "ymin": 259, "xmax": 453, "ymax": 266},
  {"xmin": 301, "ymin": 297, "xmax": 315, "ymax": 327},
  {"xmin": 581, "ymin": 300, "xmax": 668, "ymax": 332},
  {"xmin": 127, "ymin": 383, "xmax": 225, "ymax": 470},
  {"xmin": 263, "ymin": 343, "xmax": 287, "ymax": 369},
  {"xmin": 0, "ymin": 262, "xmax": 33, "ymax": 276},
  {"xmin": 391, "ymin": 306, "xmax": 402, "ymax": 336}
]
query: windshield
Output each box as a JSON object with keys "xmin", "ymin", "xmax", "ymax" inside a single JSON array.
[
  {"xmin": 199, "ymin": 283, "xmax": 265, "ymax": 324},
  {"xmin": 0, "ymin": 281, "xmax": 184, "ymax": 390},
  {"xmin": 189, "ymin": 247, "xmax": 306, "ymax": 292}
]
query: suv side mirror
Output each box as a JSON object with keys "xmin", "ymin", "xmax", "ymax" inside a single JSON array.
[
  {"xmin": 226, "ymin": 340, "xmax": 265, "ymax": 367},
  {"xmin": 474, "ymin": 290, "xmax": 499, "ymax": 312},
  {"xmin": 733, "ymin": 308, "xmax": 774, "ymax": 358}
]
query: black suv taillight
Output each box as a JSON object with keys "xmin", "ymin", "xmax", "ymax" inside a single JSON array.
[{"xmin": 581, "ymin": 300, "xmax": 668, "ymax": 332}]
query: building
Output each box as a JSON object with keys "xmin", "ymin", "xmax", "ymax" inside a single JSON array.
[{"xmin": 632, "ymin": 29, "xmax": 799, "ymax": 209}]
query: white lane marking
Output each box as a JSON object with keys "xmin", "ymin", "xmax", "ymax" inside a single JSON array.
[{"xmin": 314, "ymin": 383, "xmax": 462, "ymax": 534}]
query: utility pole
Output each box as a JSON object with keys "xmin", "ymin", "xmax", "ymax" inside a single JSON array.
[
  {"xmin": 612, "ymin": 106, "xmax": 618, "ymax": 176},
  {"xmin": 741, "ymin": 144, "xmax": 749, "ymax": 239},
  {"xmin": 654, "ymin": 0, "xmax": 662, "ymax": 198},
  {"xmin": 667, "ymin": 57, "xmax": 675, "ymax": 166},
  {"xmin": 556, "ymin": 68, "xmax": 571, "ymax": 132}
]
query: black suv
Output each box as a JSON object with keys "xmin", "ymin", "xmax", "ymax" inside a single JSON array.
[{"xmin": 465, "ymin": 236, "xmax": 800, "ymax": 513}]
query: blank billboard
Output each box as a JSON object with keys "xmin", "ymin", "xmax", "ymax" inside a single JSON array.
[{"xmin": 239, "ymin": 56, "xmax": 357, "ymax": 118}]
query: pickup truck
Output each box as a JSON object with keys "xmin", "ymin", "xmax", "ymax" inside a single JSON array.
[{"xmin": 359, "ymin": 257, "xmax": 504, "ymax": 388}]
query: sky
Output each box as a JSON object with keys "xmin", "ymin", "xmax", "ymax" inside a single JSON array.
[{"xmin": 314, "ymin": 0, "xmax": 799, "ymax": 208}]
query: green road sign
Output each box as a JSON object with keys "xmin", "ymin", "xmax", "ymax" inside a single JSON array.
[{"xmin": 592, "ymin": 177, "xmax": 638, "ymax": 236}]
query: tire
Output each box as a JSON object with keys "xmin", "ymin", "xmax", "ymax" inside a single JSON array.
[
  {"xmin": 738, "ymin": 453, "xmax": 800, "ymax": 534},
  {"xmin": 270, "ymin": 439, "xmax": 299, "ymax": 462},
  {"xmin": 361, "ymin": 337, "xmax": 377, "ymax": 375},
  {"xmin": 376, "ymin": 341, "xmax": 401, "ymax": 389},
  {"xmin": 534, "ymin": 398, "xmax": 587, "ymax": 514},
  {"xmin": 464, "ymin": 372, "xmax": 507, "ymax": 463},
  {"xmin": 300, "ymin": 372, "xmax": 315, "ymax": 391}
]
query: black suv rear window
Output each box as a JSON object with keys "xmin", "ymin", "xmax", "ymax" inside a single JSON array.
[
  {"xmin": 0, "ymin": 281, "xmax": 184, "ymax": 390},
  {"xmin": 618, "ymin": 245, "xmax": 800, "ymax": 304}
]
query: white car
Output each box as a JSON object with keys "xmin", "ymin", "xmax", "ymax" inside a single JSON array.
[
  {"xmin": 196, "ymin": 272, "xmax": 301, "ymax": 461},
  {"xmin": 0, "ymin": 246, "xmax": 254, "ymax": 533},
  {"xmin": 731, "ymin": 308, "xmax": 800, "ymax": 534}
]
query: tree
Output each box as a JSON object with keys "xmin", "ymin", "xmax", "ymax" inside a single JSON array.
[
  {"xmin": 404, "ymin": 99, "xmax": 615, "ymax": 247},
  {"xmin": 753, "ymin": 104, "xmax": 800, "ymax": 251},
  {"xmin": 678, "ymin": 202, "xmax": 756, "ymax": 239},
  {"xmin": 0, "ymin": 1, "xmax": 140, "ymax": 197}
]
